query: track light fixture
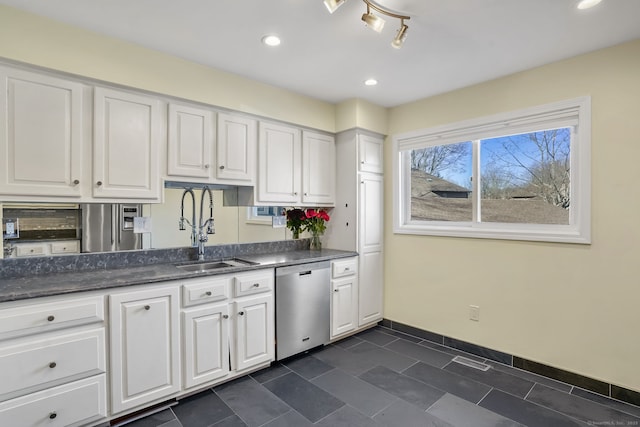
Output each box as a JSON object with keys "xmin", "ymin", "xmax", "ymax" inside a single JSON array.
[{"xmin": 324, "ymin": 0, "xmax": 411, "ymax": 48}]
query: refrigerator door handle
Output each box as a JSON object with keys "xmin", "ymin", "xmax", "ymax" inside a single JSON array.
[{"xmin": 111, "ymin": 205, "xmax": 117, "ymax": 247}]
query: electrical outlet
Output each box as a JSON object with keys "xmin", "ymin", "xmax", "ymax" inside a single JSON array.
[{"xmin": 469, "ymin": 305, "xmax": 480, "ymax": 321}]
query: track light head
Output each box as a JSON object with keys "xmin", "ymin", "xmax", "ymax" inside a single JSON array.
[
  {"xmin": 391, "ymin": 23, "xmax": 408, "ymax": 49},
  {"xmin": 324, "ymin": 0, "xmax": 346, "ymax": 13},
  {"xmin": 362, "ymin": 7, "xmax": 385, "ymax": 33}
]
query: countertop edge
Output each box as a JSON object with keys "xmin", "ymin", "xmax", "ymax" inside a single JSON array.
[{"xmin": 0, "ymin": 250, "xmax": 358, "ymax": 303}]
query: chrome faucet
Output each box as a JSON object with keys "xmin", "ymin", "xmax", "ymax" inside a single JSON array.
[
  {"xmin": 179, "ymin": 186, "xmax": 215, "ymax": 261},
  {"xmin": 179, "ymin": 188, "xmax": 198, "ymax": 247},
  {"xmin": 197, "ymin": 186, "xmax": 215, "ymax": 261}
]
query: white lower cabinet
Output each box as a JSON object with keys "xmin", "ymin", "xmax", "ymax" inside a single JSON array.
[
  {"xmin": 182, "ymin": 303, "xmax": 230, "ymax": 389},
  {"xmin": 0, "ymin": 294, "xmax": 107, "ymax": 427},
  {"xmin": 109, "ymin": 285, "xmax": 181, "ymax": 414},
  {"xmin": 234, "ymin": 293, "xmax": 274, "ymax": 371},
  {"xmin": 181, "ymin": 269, "xmax": 274, "ymax": 390},
  {"xmin": 330, "ymin": 257, "xmax": 359, "ymax": 339},
  {"xmin": 0, "ymin": 375, "xmax": 107, "ymax": 427},
  {"xmin": 358, "ymin": 251, "xmax": 384, "ymax": 326}
]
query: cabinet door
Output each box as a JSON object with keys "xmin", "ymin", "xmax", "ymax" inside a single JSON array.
[
  {"xmin": 216, "ymin": 113, "xmax": 256, "ymax": 183},
  {"xmin": 258, "ymin": 122, "xmax": 301, "ymax": 204},
  {"xmin": 359, "ymin": 173, "xmax": 384, "ymax": 253},
  {"xmin": 182, "ymin": 303, "xmax": 230, "ymax": 389},
  {"xmin": 233, "ymin": 294, "xmax": 274, "ymax": 371},
  {"xmin": 93, "ymin": 87, "xmax": 161, "ymax": 200},
  {"xmin": 358, "ymin": 251, "xmax": 383, "ymax": 326},
  {"xmin": 109, "ymin": 286, "xmax": 180, "ymax": 414},
  {"xmin": 358, "ymin": 134, "xmax": 383, "ymax": 174},
  {"xmin": 302, "ymin": 131, "xmax": 335, "ymax": 205},
  {"xmin": 0, "ymin": 67, "xmax": 83, "ymax": 198},
  {"xmin": 331, "ymin": 276, "xmax": 358, "ymax": 338},
  {"xmin": 167, "ymin": 103, "xmax": 213, "ymax": 179}
]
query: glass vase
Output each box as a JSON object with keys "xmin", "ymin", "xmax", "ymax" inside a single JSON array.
[
  {"xmin": 292, "ymin": 229, "xmax": 300, "ymax": 239},
  {"xmin": 309, "ymin": 231, "xmax": 322, "ymax": 251}
]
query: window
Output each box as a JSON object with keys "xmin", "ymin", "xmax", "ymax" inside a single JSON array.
[
  {"xmin": 246, "ymin": 206, "xmax": 282, "ymax": 224},
  {"xmin": 393, "ymin": 97, "xmax": 591, "ymax": 243}
]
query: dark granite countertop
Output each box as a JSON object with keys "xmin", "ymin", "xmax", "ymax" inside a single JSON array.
[{"xmin": 0, "ymin": 249, "xmax": 357, "ymax": 303}]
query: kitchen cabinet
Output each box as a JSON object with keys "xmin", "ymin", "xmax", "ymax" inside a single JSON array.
[
  {"xmin": 216, "ymin": 113, "xmax": 257, "ymax": 184},
  {"xmin": 330, "ymin": 257, "xmax": 359, "ymax": 338},
  {"xmin": 257, "ymin": 122, "xmax": 301, "ymax": 204},
  {"xmin": 302, "ymin": 131, "xmax": 336, "ymax": 205},
  {"xmin": 109, "ymin": 285, "xmax": 180, "ymax": 414},
  {"xmin": 254, "ymin": 123, "xmax": 335, "ymax": 206},
  {"xmin": 324, "ymin": 130, "xmax": 385, "ymax": 329},
  {"xmin": 0, "ymin": 67, "xmax": 84, "ymax": 199},
  {"xmin": 93, "ymin": 87, "xmax": 162, "ymax": 201},
  {"xmin": 0, "ymin": 294, "xmax": 107, "ymax": 427},
  {"xmin": 167, "ymin": 103, "xmax": 214, "ymax": 179},
  {"xmin": 181, "ymin": 270, "xmax": 274, "ymax": 389},
  {"xmin": 182, "ymin": 302, "xmax": 230, "ymax": 388}
]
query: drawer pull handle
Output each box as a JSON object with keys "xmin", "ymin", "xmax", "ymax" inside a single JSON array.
[
  {"xmin": 96, "ymin": 181, "xmax": 103, "ymax": 186},
  {"xmin": 334, "ymin": 289, "xmax": 339, "ymax": 292},
  {"xmin": 223, "ymin": 314, "xmax": 229, "ymax": 319},
  {"xmin": 73, "ymin": 179, "xmax": 80, "ymax": 185},
  {"xmin": 219, "ymin": 165, "xmax": 225, "ymax": 170},
  {"xmin": 345, "ymin": 267, "xmax": 350, "ymax": 271},
  {"xmin": 49, "ymin": 362, "xmax": 57, "ymax": 369},
  {"xmin": 47, "ymin": 315, "xmax": 55, "ymax": 322},
  {"xmin": 252, "ymin": 283, "xmax": 260, "ymax": 288},
  {"xmin": 144, "ymin": 305, "xmax": 151, "ymax": 310},
  {"xmin": 205, "ymin": 291, "xmax": 212, "ymax": 296},
  {"xmin": 238, "ymin": 311, "xmax": 245, "ymax": 316},
  {"xmin": 49, "ymin": 412, "xmax": 57, "ymax": 419}
]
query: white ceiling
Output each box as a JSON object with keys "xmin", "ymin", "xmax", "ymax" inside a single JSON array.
[{"xmin": 2, "ymin": 0, "xmax": 640, "ymax": 107}]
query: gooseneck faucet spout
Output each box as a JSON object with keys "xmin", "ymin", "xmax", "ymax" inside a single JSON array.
[
  {"xmin": 179, "ymin": 188, "xmax": 197, "ymax": 247},
  {"xmin": 178, "ymin": 186, "xmax": 216, "ymax": 261},
  {"xmin": 197, "ymin": 186, "xmax": 216, "ymax": 261}
]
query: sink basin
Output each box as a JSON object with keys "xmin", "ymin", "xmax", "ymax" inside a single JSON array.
[{"xmin": 175, "ymin": 258, "xmax": 257, "ymax": 273}]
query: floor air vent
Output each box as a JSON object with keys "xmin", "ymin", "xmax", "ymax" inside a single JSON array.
[{"xmin": 452, "ymin": 356, "xmax": 491, "ymax": 371}]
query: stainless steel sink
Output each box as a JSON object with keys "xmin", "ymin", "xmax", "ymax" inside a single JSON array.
[{"xmin": 175, "ymin": 258, "xmax": 257, "ymax": 273}]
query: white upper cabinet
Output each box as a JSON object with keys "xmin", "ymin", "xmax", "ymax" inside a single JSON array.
[
  {"xmin": 255, "ymin": 123, "xmax": 335, "ymax": 206},
  {"xmin": 93, "ymin": 87, "xmax": 162, "ymax": 200},
  {"xmin": 258, "ymin": 122, "xmax": 301, "ymax": 204},
  {"xmin": 167, "ymin": 103, "xmax": 214, "ymax": 179},
  {"xmin": 302, "ymin": 131, "xmax": 335, "ymax": 205},
  {"xmin": 358, "ymin": 134, "xmax": 383, "ymax": 174},
  {"xmin": 216, "ymin": 113, "xmax": 257, "ymax": 184},
  {"xmin": 0, "ymin": 67, "xmax": 84, "ymax": 198}
]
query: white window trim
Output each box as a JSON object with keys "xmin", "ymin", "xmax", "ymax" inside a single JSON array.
[{"xmin": 392, "ymin": 97, "xmax": 591, "ymax": 244}]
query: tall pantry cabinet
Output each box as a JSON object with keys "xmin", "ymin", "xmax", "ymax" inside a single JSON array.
[{"xmin": 324, "ymin": 130, "xmax": 384, "ymax": 331}]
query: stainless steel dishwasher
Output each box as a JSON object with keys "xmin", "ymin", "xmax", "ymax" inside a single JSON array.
[{"xmin": 275, "ymin": 261, "xmax": 330, "ymax": 360}]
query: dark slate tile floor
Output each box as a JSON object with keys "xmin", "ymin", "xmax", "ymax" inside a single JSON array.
[{"xmin": 123, "ymin": 326, "xmax": 640, "ymax": 427}]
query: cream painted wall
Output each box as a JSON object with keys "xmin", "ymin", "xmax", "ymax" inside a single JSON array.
[
  {"xmin": 385, "ymin": 39, "xmax": 640, "ymax": 391},
  {"xmin": 336, "ymin": 98, "xmax": 388, "ymax": 135},
  {"xmin": 0, "ymin": 5, "xmax": 335, "ymax": 132}
]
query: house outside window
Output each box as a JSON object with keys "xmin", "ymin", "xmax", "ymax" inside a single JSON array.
[{"xmin": 393, "ymin": 97, "xmax": 591, "ymax": 244}]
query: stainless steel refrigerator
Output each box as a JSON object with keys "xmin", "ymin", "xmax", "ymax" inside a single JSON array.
[{"xmin": 81, "ymin": 204, "xmax": 142, "ymax": 252}]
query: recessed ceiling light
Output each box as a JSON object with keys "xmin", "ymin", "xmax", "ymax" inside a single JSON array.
[
  {"xmin": 364, "ymin": 78, "xmax": 378, "ymax": 86},
  {"xmin": 261, "ymin": 35, "xmax": 281, "ymax": 47},
  {"xmin": 577, "ymin": 0, "xmax": 602, "ymax": 10}
]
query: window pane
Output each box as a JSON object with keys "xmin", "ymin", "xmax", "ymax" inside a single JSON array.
[
  {"xmin": 479, "ymin": 128, "xmax": 571, "ymax": 225},
  {"xmin": 409, "ymin": 141, "xmax": 473, "ymax": 222}
]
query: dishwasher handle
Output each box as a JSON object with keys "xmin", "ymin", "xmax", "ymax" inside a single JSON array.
[
  {"xmin": 276, "ymin": 261, "xmax": 330, "ymax": 277},
  {"xmin": 299, "ymin": 271, "xmax": 312, "ymax": 276}
]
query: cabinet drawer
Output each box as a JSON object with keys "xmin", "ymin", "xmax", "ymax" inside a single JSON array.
[
  {"xmin": 0, "ymin": 374, "xmax": 107, "ymax": 427},
  {"xmin": 50, "ymin": 240, "xmax": 80, "ymax": 254},
  {"xmin": 182, "ymin": 276, "xmax": 231, "ymax": 307},
  {"xmin": 332, "ymin": 258, "xmax": 358, "ymax": 278},
  {"xmin": 234, "ymin": 271, "xmax": 273, "ymax": 297},
  {"xmin": 15, "ymin": 244, "xmax": 45, "ymax": 257},
  {"xmin": 0, "ymin": 328, "xmax": 105, "ymax": 401},
  {"xmin": 0, "ymin": 296, "xmax": 105, "ymax": 341}
]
